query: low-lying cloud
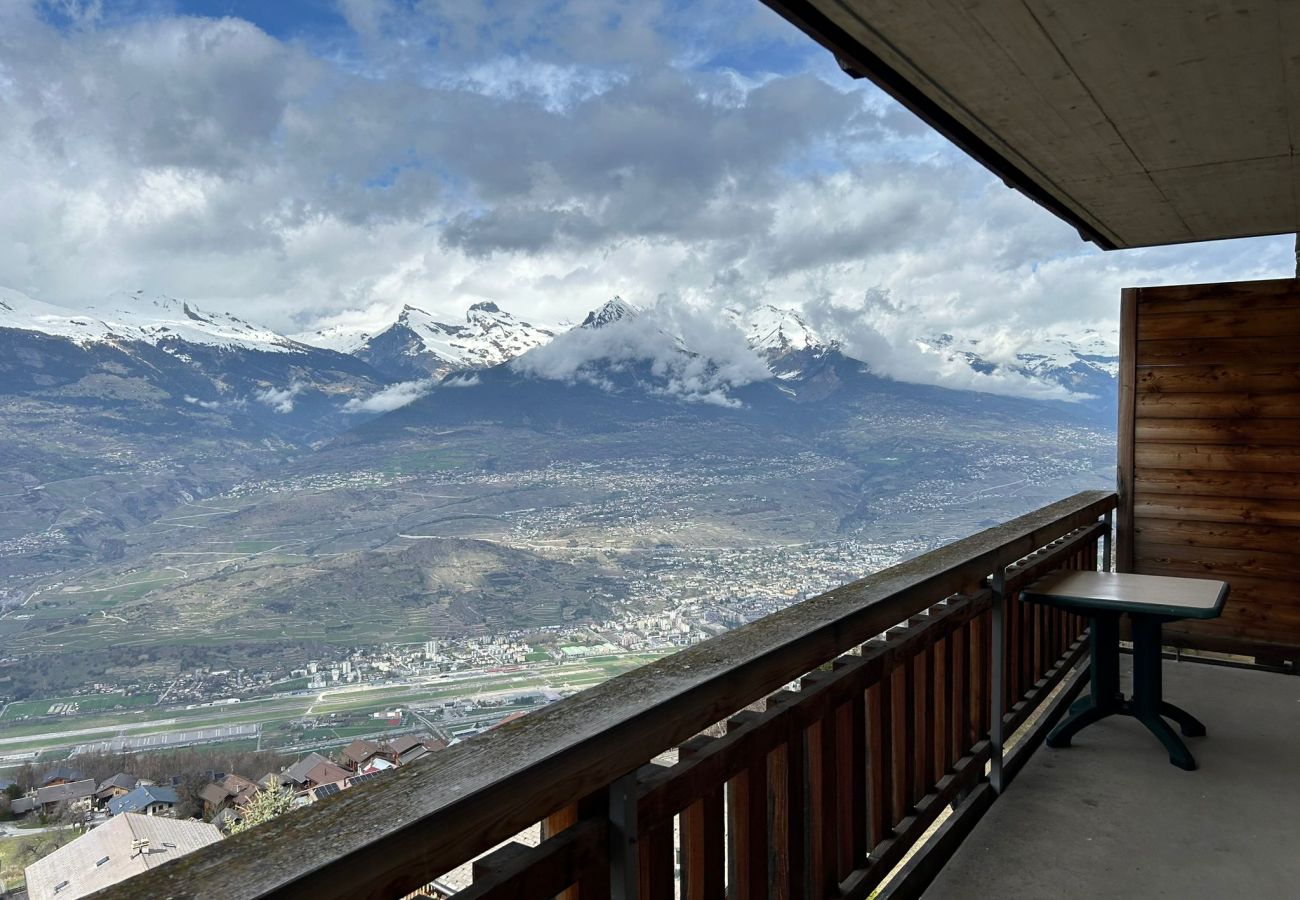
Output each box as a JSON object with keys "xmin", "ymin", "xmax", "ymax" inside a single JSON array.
[
  {"xmin": 343, "ymin": 379, "xmax": 433, "ymax": 413},
  {"xmin": 254, "ymin": 381, "xmax": 304, "ymax": 413},
  {"xmin": 511, "ymin": 302, "xmax": 769, "ymax": 406}
]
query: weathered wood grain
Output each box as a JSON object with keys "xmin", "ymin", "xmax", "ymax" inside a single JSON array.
[
  {"xmin": 1136, "ymin": 363, "xmax": 1300, "ymax": 394},
  {"xmin": 1137, "ymin": 307, "xmax": 1300, "ymax": 340},
  {"xmin": 1135, "ymin": 391, "xmax": 1300, "ymax": 419}
]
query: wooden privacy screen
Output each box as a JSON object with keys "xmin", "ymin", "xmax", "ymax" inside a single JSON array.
[{"xmin": 1117, "ymin": 278, "xmax": 1300, "ymax": 661}]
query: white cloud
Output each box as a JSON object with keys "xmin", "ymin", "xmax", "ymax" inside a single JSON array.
[
  {"xmin": 343, "ymin": 379, "xmax": 433, "ymax": 413},
  {"xmin": 254, "ymin": 382, "xmax": 303, "ymax": 413},
  {"xmin": 0, "ymin": 0, "xmax": 1292, "ymax": 398},
  {"xmin": 511, "ymin": 301, "xmax": 769, "ymax": 405}
]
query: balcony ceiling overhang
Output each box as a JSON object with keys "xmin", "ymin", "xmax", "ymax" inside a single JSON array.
[{"xmin": 762, "ymin": 0, "xmax": 1300, "ymax": 250}]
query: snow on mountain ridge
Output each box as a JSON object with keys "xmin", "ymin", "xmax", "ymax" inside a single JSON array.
[
  {"xmin": 727, "ymin": 304, "xmax": 831, "ymax": 358},
  {"xmin": 0, "ymin": 287, "xmax": 304, "ymax": 354}
]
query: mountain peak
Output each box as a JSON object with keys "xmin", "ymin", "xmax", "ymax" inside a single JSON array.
[
  {"xmin": 468, "ymin": 301, "xmax": 500, "ymax": 314},
  {"xmin": 729, "ymin": 304, "xmax": 829, "ymax": 359},
  {"xmin": 581, "ymin": 296, "xmax": 639, "ymax": 329}
]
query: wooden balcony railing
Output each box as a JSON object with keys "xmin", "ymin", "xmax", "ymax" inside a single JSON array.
[{"xmin": 99, "ymin": 490, "xmax": 1116, "ymax": 900}]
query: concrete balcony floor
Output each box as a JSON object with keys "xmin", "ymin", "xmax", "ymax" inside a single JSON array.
[{"xmin": 926, "ymin": 657, "xmax": 1300, "ymax": 899}]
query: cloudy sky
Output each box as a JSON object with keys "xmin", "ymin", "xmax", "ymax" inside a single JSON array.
[{"xmin": 1, "ymin": 0, "xmax": 1294, "ymax": 366}]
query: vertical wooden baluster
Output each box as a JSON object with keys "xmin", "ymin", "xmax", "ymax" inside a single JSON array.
[
  {"xmin": 933, "ymin": 631, "xmax": 951, "ymax": 776},
  {"xmin": 834, "ymin": 689, "xmax": 867, "ymax": 880},
  {"xmin": 951, "ymin": 622, "xmax": 968, "ymax": 759},
  {"xmin": 969, "ymin": 614, "xmax": 986, "ymax": 745},
  {"xmin": 544, "ymin": 790, "xmax": 610, "ymax": 900},
  {"xmin": 805, "ymin": 714, "xmax": 837, "ymax": 899},
  {"xmin": 866, "ymin": 668, "xmax": 892, "ymax": 851},
  {"xmin": 1033, "ymin": 602, "xmax": 1045, "ymax": 682},
  {"xmin": 727, "ymin": 714, "xmax": 768, "ymax": 900},
  {"xmin": 681, "ymin": 737, "xmax": 724, "ymax": 900},
  {"xmin": 768, "ymin": 719, "xmax": 804, "ymax": 900},
  {"xmin": 640, "ymin": 821, "xmax": 674, "ymax": 900},
  {"xmin": 891, "ymin": 651, "xmax": 915, "ymax": 821},
  {"xmin": 914, "ymin": 643, "xmax": 933, "ymax": 806}
]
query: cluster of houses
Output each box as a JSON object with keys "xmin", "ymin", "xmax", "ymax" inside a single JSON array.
[
  {"xmin": 7, "ymin": 767, "xmax": 183, "ymax": 823},
  {"xmin": 16, "ymin": 734, "xmax": 447, "ymax": 900},
  {"xmin": 197, "ymin": 735, "xmax": 446, "ymax": 831}
]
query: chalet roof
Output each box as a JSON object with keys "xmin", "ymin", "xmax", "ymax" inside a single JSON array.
[
  {"xmin": 24, "ymin": 812, "xmax": 221, "ymax": 900},
  {"xmin": 765, "ymin": 1, "xmax": 1300, "ymax": 249},
  {"xmin": 41, "ymin": 766, "xmax": 86, "ymax": 786},
  {"xmin": 303, "ymin": 761, "xmax": 351, "ymax": 787},
  {"xmin": 389, "ymin": 734, "xmax": 443, "ymax": 755},
  {"xmin": 95, "ymin": 774, "xmax": 139, "ymax": 797},
  {"xmin": 11, "ymin": 797, "xmax": 36, "ymax": 814},
  {"xmin": 107, "ymin": 785, "xmax": 179, "ymax": 816},
  {"xmin": 36, "ymin": 779, "xmax": 95, "ymax": 806},
  {"xmin": 341, "ymin": 738, "xmax": 383, "ymax": 765},
  {"xmin": 198, "ymin": 783, "xmax": 229, "ymax": 806},
  {"xmin": 283, "ymin": 752, "xmax": 333, "ymax": 785}
]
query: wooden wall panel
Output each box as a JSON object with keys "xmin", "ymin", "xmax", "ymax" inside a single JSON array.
[{"xmin": 1119, "ymin": 278, "xmax": 1300, "ymax": 660}]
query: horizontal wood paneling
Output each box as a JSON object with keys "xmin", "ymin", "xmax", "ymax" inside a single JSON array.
[
  {"xmin": 1124, "ymin": 279, "xmax": 1300, "ymax": 658},
  {"xmin": 1134, "ymin": 444, "xmax": 1300, "ymax": 473},
  {"xmin": 1133, "ymin": 493, "xmax": 1300, "ymax": 526},
  {"xmin": 1134, "ymin": 419, "xmax": 1300, "ymax": 445},
  {"xmin": 1136, "ymin": 336, "xmax": 1300, "ymax": 366},
  {"xmin": 1134, "ymin": 468, "xmax": 1300, "ymax": 500},
  {"xmin": 1137, "ymin": 307, "xmax": 1300, "ymax": 340},
  {"xmin": 1135, "ymin": 279, "xmax": 1300, "ymax": 314},
  {"xmin": 1133, "ymin": 541, "xmax": 1300, "ymax": 581},
  {"xmin": 1133, "ymin": 519, "xmax": 1300, "ymax": 555},
  {"xmin": 1134, "ymin": 392, "xmax": 1300, "ymax": 419},
  {"xmin": 1136, "ymin": 364, "xmax": 1300, "ymax": 394}
]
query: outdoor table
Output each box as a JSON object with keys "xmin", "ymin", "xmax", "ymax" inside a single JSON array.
[{"xmin": 1021, "ymin": 570, "xmax": 1228, "ymax": 771}]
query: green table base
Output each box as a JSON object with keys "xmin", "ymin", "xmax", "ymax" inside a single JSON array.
[{"xmin": 1046, "ymin": 612, "xmax": 1205, "ymax": 771}]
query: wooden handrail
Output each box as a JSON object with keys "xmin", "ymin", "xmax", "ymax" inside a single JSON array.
[{"xmin": 97, "ymin": 490, "xmax": 1116, "ymax": 900}]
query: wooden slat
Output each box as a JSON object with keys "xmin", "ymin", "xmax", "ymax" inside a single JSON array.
[
  {"xmin": 1134, "ymin": 280, "xmax": 1300, "ymax": 315},
  {"xmin": 932, "ymin": 633, "xmax": 951, "ymax": 777},
  {"xmin": 1134, "ymin": 444, "xmax": 1300, "ymax": 473},
  {"xmin": 949, "ymin": 621, "xmax": 968, "ymax": 765},
  {"xmin": 1136, "ymin": 307, "xmax": 1300, "ymax": 340},
  {"xmin": 865, "ymin": 671, "xmax": 892, "ymax": 850},
  {"xmin": 680, "ymin": 737, "xmax": 724, "ymax": 900},
  {"xmin": 639, "ymin": 821, "xmax": 674, "ymax": 900},
  {"xmin": 912, "ymin": 645, "xmax": 931, "ymax": 808},
  {"xmin": 767, "ymin": 733, "xmax": 802, "ymax": 900},
  {"xmin": 890, "ymin": 653, "xmax": 915, "ymax": 822},
  {"xmin": 1134, "ymin": 418, "xmax": 1300, "ymax": 445},
  {"xmin": 1135, "ymin": 392, "xmax": 1300, "ymax": 419},
  {"xmin": 838, "ymin": 691, "xmax": 868, "ymax": 879},
  {"xmin": 1133, "ymin": 493, "xmax": 1300, "ymax": 526},
  {"xmin": 1136, "ymin": 363, "xmax": 1300, "ymax": 394},
  {"xmin": 1133, "ymin": 541, "xmax": 1300, "ymax": 580},
  {"xmin": 1136, "ymin": 336, "xmax": 1300, "ymax": 366},
  {"xmin": 1133, "ymin": 518, "xmax": 1300, "ymax": 554},
  {"xmin": 1134, "ymin": 468, "xmax": 1300, "ymax": 500},
  {"xmin": 725, "ymin": 711, "xmax": 769, "ymax": 900},
  {"xmin": 806, "ymin": 717, "xmax": 836, "ymax": 899}
]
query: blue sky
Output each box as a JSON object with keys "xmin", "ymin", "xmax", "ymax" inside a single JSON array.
[{"xmin": 2, "ymin": 0, "xmax": 1293, "ymax": 391}]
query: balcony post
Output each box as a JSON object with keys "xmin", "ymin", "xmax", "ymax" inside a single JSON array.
[
  {"xmin": 1102, "ymin": 510, "xmax": 1113, "ymax": 573},
  {"xmin": 609, "ymin": 771, "xmax": 639, "ymax": 900},
  {"xmin": 989, "ymin": 571, "xmax": 1006, "ymax": 795}
]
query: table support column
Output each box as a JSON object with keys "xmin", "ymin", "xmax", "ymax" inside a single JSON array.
[{"xmin": 1130, "ymin": 615, "xmax": 1203, "ymax": 771}]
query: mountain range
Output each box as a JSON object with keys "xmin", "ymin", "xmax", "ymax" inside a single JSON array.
[{"xmin": 0, "ymin": 287, "xmax": 1118, "ymax": 461}]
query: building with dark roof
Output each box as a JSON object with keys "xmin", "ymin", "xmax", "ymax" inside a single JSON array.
[{"xmin": 107, "ymin": 784, "xmax": 179, "ymax": 817}]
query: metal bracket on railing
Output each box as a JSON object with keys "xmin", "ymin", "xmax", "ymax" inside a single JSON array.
[
  {"xmin": 608, "ymin": 771, "xmax": 639, "ymax": 900},
  {"xmin": 989, "ymin": 570, "xmax": 1006, "ymax": 795}
]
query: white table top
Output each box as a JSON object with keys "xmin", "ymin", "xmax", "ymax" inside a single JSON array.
[{"xmin": 1021, "ymin": 571, "xmax": 1228, "ymax": 619}]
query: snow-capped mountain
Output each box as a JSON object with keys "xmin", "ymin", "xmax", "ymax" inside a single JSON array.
[
  {"xmin": 0, "ymin": 287, "xmax": 389, "ymax": 443},
  {"xmin": 729, "ymin": 304, "xmax": 830, "ymax": 360},
  {"xmin": 580, "ymin": 296, "xmax": 639, "ymax": 329},
  {"xmin": 920, "ymin": 330, "xmax": 1119, "ymax": 402},
  {"xmin": 0, "ymin": 287, "xmax": 307, "ymax": 354},
  {"xmin": 296, "ymin": 301, "xmax": 555, "ymax": 381}
]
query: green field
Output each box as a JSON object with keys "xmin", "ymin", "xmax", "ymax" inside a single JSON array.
[
  {"xmin": 1, "ymin": 692, "xmax": 158, "ymax": 721},
  {"xmin": 0, "ymin": 830, "xmax": 79, "ymax": 893}
]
